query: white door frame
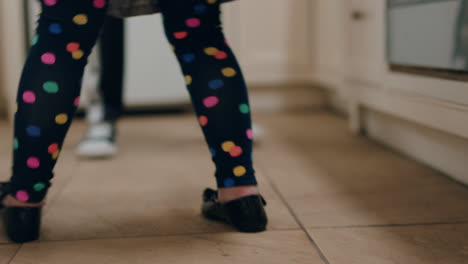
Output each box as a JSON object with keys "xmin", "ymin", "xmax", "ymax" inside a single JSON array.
[{"xmin": 0, "ymin": 0, "xmax": 26, "ymax": 120}]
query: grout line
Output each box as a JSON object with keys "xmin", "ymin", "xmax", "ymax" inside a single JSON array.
[
  {"xmin": 306, "ymin": 220, "xmax": 468, "ymax": 230},
  {"xmin": 1, "ymin": 220, "xmax": 465, "ymax": 246},
  {"xmin": 42, "ymin": 156, "xmax": 81, "ymax": 212},
  {"xmin": 2, "ymin": 228, "xmax": 302, "ymax": 245},
  {"xmin": 7, "ymin": 244, "xmax": 22, "ymax": 264},
  {"xmin": 362, "ymin": 125, "xmax": 468, "ymax": 191},
  {"xmin": 258, "ymin": 161, "xmax": 331, "ymax": 264}
]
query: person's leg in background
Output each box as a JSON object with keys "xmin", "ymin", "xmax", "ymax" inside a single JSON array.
[
  {"xmin": 100, "ymin": 16, "xmax": 125, "ymax": 121},
  {"xmin": 160, "ymin": 0, "xmax": 267, "ymax": 232},
  {"xmin": 77, "ymin": 16, "xmax": 124, "ymax": 158},
  {"xmin": 1, "ymin": 0, "xmax": 108, "ymax": 243}
]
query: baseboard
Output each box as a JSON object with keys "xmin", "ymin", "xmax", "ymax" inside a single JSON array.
[
  {"xmin": 324, "ymin": 90, "xmax": 349, "ymax": 116},
  {"xmin": 363, "ymin": 109, "xmax": 468, "ymax": 186},
  {"xmin": 248, "ymin": 83, "xmax": 328, "ymax": 113}
]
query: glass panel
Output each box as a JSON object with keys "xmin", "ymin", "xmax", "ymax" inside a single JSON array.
[{"xmin": 387, "ymin": 0, "xmax": 468, "ymax": 72}]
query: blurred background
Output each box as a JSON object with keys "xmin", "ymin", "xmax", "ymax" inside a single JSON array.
[
  {"xmin": 0, "ymin": 0, "xmax": 468, "ymax": 262},
  {"xmin": 2, "ymin": 0, "xmax": 466, "ymax": 183}
]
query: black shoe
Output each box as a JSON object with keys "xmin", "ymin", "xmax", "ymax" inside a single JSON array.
[
  {"xmin": 0, "ymin": 182, "xmax": 41, "ymax": 243},
  {"xmin": 201, "ymin": 188, "xmax": 268, "ymax": 233},
  {"xmin": 0, "ymin": 182, "xmax": 9, "ymax": 209}
]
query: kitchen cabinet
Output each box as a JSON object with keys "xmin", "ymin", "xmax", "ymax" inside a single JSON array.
[{"xmin": 313, "ymin": 0, "xmax": 468, "ymax": 183}]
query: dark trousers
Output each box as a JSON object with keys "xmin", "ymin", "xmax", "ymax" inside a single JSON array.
[{"xmin": 99, "ymin": 16, "xmax": 124, "ymax": 121}]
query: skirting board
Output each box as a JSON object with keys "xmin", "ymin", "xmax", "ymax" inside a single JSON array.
[
  {"xmin": 363, "ymin": 109, "xmax": 468, "ymax": 186},
  {"xmin": 247, "ymin": 83, "xmax": 328, "ymax": 113}
]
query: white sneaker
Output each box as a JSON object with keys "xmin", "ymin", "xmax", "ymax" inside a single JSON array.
[
  {"xmin": 252, "ymin": 124, "xmax": 265, "ymax": 141},
  {"xmin": 76, "ymin": 121, "xmax": 118, "ymax": 158}
]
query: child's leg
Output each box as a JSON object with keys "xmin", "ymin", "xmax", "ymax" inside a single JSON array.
[
  {"xmin": 9, "ymin": 0, "xmax": 108, "ymax": 203},
  {"xmin": 99, "ymin": 16, "xmax": 125, "ymax": 121},
  {"xmin": 159, "ymin": 0, "xmax": 258, "ymax": 193}
]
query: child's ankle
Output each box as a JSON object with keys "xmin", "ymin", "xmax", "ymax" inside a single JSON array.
[
  {"xmin": 2, "ymin": 195, "xmax": 44, "ymax": 207},
  {"xmin": 218, "ymin": 185, "xmax": 259, "ymax": 203}
]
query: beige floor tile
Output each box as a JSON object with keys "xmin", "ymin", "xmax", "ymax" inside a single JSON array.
[
  {"xmin": 0, "ymin": 230, "xmax": 6, "ymax": 244},
  {"xmin": 255, "ymin": 112, "xmax": 468, "ymax": 227},
  {"xmin": 38, "ymin": 115, "xmax": 298, "ymax": 241},
  {"xmin": 284, "ymin": 185, "xmax": 468, "ymax": 227},
  {"xmin": 308, "ymin": 223, "xmax": 468, "ymax": 264},
  {"xmin": 0, "ymin": 245, "xmax": 19, "ymax": 264},
  {"xmin": 41, "ymin": 181, "xmax": 297, "ymax": 241},
  {"xmin": 11, "ymin": 230, "xmax": 322, "ymax": 264},
  {"xmin": 1, "ymin": 115, "xmax": 298, "ymax": 242},
  {"xmin": 256, "ymin": 112, "xmax": 453, "ymax": 196}
]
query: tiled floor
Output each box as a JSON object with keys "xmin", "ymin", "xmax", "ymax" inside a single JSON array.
[{"xmin": 1, "ymin": 111, "xmax": 468, "ymax": 263}]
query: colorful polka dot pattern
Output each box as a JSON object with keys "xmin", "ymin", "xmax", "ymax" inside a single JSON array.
[
  {"xmin": 73, "ymin": 14, "xmax": 88, "ymax": 25},
  {"xmin": 11, "ymin": 0, "xmax": 109, "ymax": 203},
  {"xmin": 23, "ymin": 91, "xmax": 36, "ymax": 104},
  {"xmin": 161, "ymin": 0, "xmax": 257, "ymax": 187},
  {"xmin": 11, "ymin": 0, "xmax": 256, "ymax": 204},
  {"xmin": 43, "ymin": 0, "xmax": 57, "ymax": 6},
  {"xmin": 31, "ymin": 35, "xmax": 39, "ymax": 45},
  {"xmin": 43, "ymin": 81, "xmax": 59, "ymax": 93},
  {"xmin": 27, "ymin": 157, "xmax": 41, "ymax": 169},
  {"xmin": 41, "ymin": 52, "xmax": 56, "ymax": 65}
]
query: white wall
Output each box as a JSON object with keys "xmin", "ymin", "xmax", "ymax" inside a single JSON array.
[
  {"xmin": 0, "ymin": 0, "xmax": 26, "ymax": 118},
  {"xmin": 232, "ymin": 0, "xmax": 315, "ymax": 84}
]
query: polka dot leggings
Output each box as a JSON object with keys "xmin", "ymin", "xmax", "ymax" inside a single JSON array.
[{"xmin": 9, "ymin": 0, "xmax": 257, "ymax": 203}]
